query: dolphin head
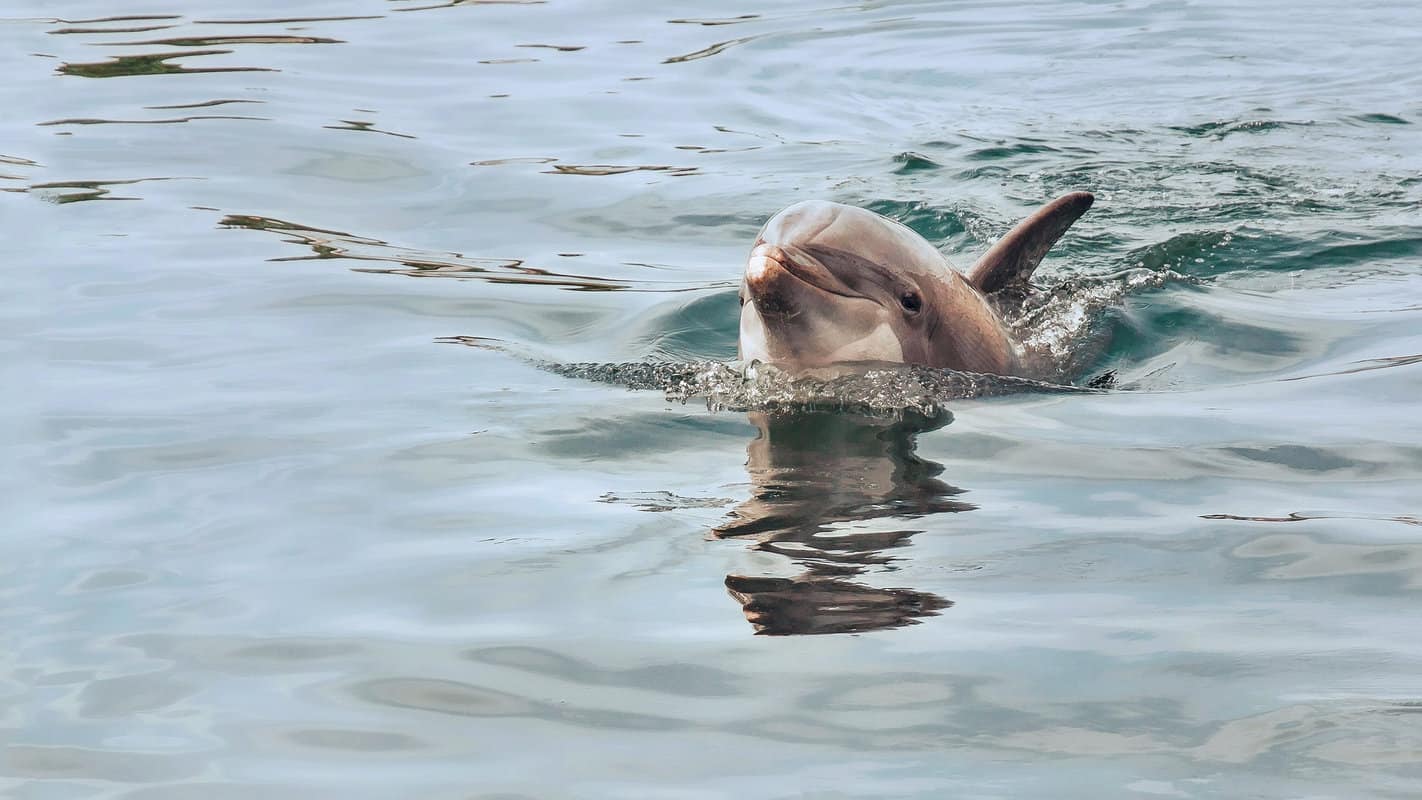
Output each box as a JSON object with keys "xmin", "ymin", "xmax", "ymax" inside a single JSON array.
[
  {"xmin": 738, "ymin": 200, "xmax": 969, "ymax": 370},
  {"xmin": 738, "ymin": 192, "xmax": 1095, "ymax": 377}
]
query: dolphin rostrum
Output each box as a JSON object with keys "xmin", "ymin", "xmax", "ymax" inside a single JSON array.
[{"xmin": 738, "ymin": 192, "xmax": 1094, "ymax": 377}]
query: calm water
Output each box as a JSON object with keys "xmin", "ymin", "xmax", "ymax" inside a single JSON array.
[{"xmin": 7, "ymin": 1, "xmax": 1422, "ymax": 797}]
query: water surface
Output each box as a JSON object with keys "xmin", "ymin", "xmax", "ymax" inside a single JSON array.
[{"xmin": 7, "ymin": 1, "xmax": 1422, "ymax": 797}]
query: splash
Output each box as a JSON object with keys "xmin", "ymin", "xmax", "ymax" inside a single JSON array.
[
  {"xmin": 444, "ymin": 261, "xmax": 1194, "ymax": 410},
  {"xmin": 663, "ymin": 361, "xmax": 1088, "ymax": 416},
  {"xmin": 1002, "ymin": 266, "xmax": 1193, "ymax": 382},
  {"xmin": 444, "ymin": 337, "xmax": 1089, "ymax": 418}
]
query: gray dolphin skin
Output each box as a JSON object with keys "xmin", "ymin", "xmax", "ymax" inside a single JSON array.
[{"xmin": 738, "ymin": 191, "xmax": 1094, "ymax": 377}]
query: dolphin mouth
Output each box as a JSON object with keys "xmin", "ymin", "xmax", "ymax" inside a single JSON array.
[{"xmin": 745, "ymin": 242, "xmax": 859, "ymax": 305}]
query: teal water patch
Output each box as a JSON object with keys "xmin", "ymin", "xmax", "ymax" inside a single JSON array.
[
  {"xmin": 862, "ymin": 198, "xmax": 969, "ymax": 241},
  {"xmin": 635, "ymin": 291, "xmax": 741, "ymax": 361}
]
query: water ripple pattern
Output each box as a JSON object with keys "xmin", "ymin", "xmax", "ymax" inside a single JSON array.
[{"xmin": 6, "ymin": 0, "xmax": 1422, "ymax": 798}]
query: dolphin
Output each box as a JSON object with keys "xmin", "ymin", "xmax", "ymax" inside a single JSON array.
[{"xmin": 738, "ymin": 192, "xmax": 1094, "ymax": 377}]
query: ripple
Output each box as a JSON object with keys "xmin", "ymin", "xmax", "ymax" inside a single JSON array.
[
  {"xmin": 5, "ymin": 745, "xmax": 201, "ymax": 783},
  {"xmin": 10, "ymin": 177, "xmax": 180, "ymax": 204},
  {"xmin": 671, "ymin": 142, "xmax": 762, "ymax": 153},
  {"xmin": 1169, "ymin": 119, "xmax": 1315, "ymax": 139},
  {"xmin": 598, "ymin": 491, "xmax": 733, "ymax": 512},
  {"xmin": 1194, "ymin": 704, "xmax": 1389, "ymax": 765},
  {"xmin": 77, "ymin": 673, "xmax": 199, "ymax": 718},
  {"xmin": 59, "ymin": 50, "xmax": 275, "ymax": 78},
  {"xmin": 68, "ymin": 568, "xmax": 151, "ymax": 592},
  {"xmin": 193, "ymin": 15, "xmax": 386, "ymax": 25},
  {"xmin": 861, "ymin": 199, "xmax": 968, "ymax": 241},
  {"xmin": 667, "ymin": 15, "xmax": 761, "ymax": 26},
  {"xmin": 545, "ymin": 163, "xmax": 697, "ymax": 176},
  {"xmin": 1232, "ymin": 534, "xmax": 1422, "ymax": 589},
  {"xmin": 53, "ymin": 15, "xmax": 180, "ymax": 24},
  {"xmin": 115, "ymin": 633, "xmax": 366, "ymax": 673},
  {"xmin": 1204, "ymin": 511, "xmax": 1420, "ymax": 527},
  {"xmin": 0, "ymin": 156, "xmax": 40, "ymax": 181},
  {"xmin": 350, "ymin": 677, "xmax": 688, "ymax": 730},
  {"xmin": 515, "ymin": 43, "xmax": 584, "ymax": 52},
  {"xmin": 470, "ymin": 156, "xmax": 557, "ymax": 166},
  {"xmin": 1347, "ymin": 112, "xmax": 1411, "ymax": 126},
  {"xmin": 392, "ymin": 0, "xmax": 547, "ymax": 11},
  {"xmin": 144, "ymin": 98, "xmax": 264, "ymax": 110},
  {"xmin": 38, "ymin": 115, "xmax": 267, "ymax": 126},
  {"xmin": 1126, "ymin": 230, "xmax": 1238, "ymax": 273},
  {"xmin": 280, "ymin": 728, "xmax": 426, "ymax": 753},
  {"xmin": 322, "ymin": 119, "xmax": 416, "ymax": 139},
  {"xmin": 1221, "ymin": 444, "xmax": 1367, "ymax": 473},
  {"xmin": 529, "ymin": 410, "xmax": 751, "ymax": 460},
  {"xmin": 463, "ymin": 646, "xmax": 742, "ymax": 697},
  {"xmin": 50, "ymin": 23, "xmax": 178, "ymax": 34},
  {"xmin": 221, "ymin": 214, "xmax": 711, "ymax": 291},
  {"xmin": 1306, "ymin": 234, "xmax": 1422, "ymax": 269},
  {"xmin": 965, "ymin": 142, "xmax": 1063, "ymax": 161},
  {"xmin": 811, "ymin": 678, "xmax": 958, "ymax": 710},
  {"xmin": 113, "ymin": 784, "xmax": 311, "ymax": 800},
  {"xmin": 105, "ymin": 35, "xmax": 344, "ymax": 47},
  {"xmin": 1281, "ymin": 352, "xmax": 1422, "ymax": 382},
  {"xmin": 662, "ymin": 35, "xmax": 763, "ymax": 64},
  {"xmin": 891, "ymin": 151, "xmax": 942, "ymax": 173},
  {"xmin": 634, "ymin": 290, "xmax": 740, "ymax": 361}
]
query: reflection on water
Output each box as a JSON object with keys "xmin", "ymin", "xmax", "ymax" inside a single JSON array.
[
  {"xmin": 662, "ymin": 35, "xmax": 764, "ymax": 64},
  {"xmin": 717, "ymin": 410, "xmax": 964, "ymax": 635},
  {"xmin": 724, "ymin": 574, "xmax": 950, "ymax": 636},
  {"xmin": 58, "ymin": 49, "xmax": 274, "ymax": 78},
  {"xmin": 220, "ymin": 213, "xmax": 720, "ymax": 291},
  {"xmin": 104, "ymin": 34, "xmax": 344, "ymax": 46},
  {"xmin": 546, "ymin": 163, "xmax": 698, "ymax": 176},
  {"xmin": 49, "ymin": 22, "xmax": 179, "ymax": 34},
  {"xmin": 1204, "ymin": 511, "xmax": 1421, "ymax": 527},
  {"xmin": 322, "ymin": 118, "xmax": 417, "ymax": 139},
  {"xmin": 144, "ymin": 98, "xmax": 263, "ymax": 109},
  {"xmin": 39, "ymin": 113, "xmax": 267, "ymax": 126},
  {"xmin": 6, "ymin": 176, "xmax": 180, "ymax": 203},
  {"xmin": 393, "ymin": 0, "xmax": 550, "ymax": 11}
]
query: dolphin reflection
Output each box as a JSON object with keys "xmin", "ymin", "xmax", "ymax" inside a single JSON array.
[{"xmin": 716, "ymin": 409, "xmax": 969, "ymax": 635}]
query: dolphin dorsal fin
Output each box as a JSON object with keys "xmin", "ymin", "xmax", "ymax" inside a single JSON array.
[{"xmin": 967, "ymin": 191, "xmax": 1094, "ymax": 294}]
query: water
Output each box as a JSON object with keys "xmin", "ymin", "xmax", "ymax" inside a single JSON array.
[{"xmin": 7, "ymin": 1, "xmax": 1422, "ymax": 797}]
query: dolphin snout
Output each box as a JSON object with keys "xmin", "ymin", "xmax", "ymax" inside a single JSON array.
[
  {"xmin": 745, "ymin": 244, "xmax": 801, "ymax": 316},
  {"xmin": 746, "ymin": 243, "xmax": 788, "ymax": 284},
  {"xmin": 745, "ymin": 242, "xmax": 853, "ymax": 304}
]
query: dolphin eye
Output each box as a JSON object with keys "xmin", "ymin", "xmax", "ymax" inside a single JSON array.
[{"xmin": 899, "ymin": 291, "xmax": 922, "ymax": 314}]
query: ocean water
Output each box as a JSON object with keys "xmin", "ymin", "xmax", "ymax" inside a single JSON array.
[{"xmin": 6, "ymin": 1, "xmax": 1422, "ymax": 797}]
